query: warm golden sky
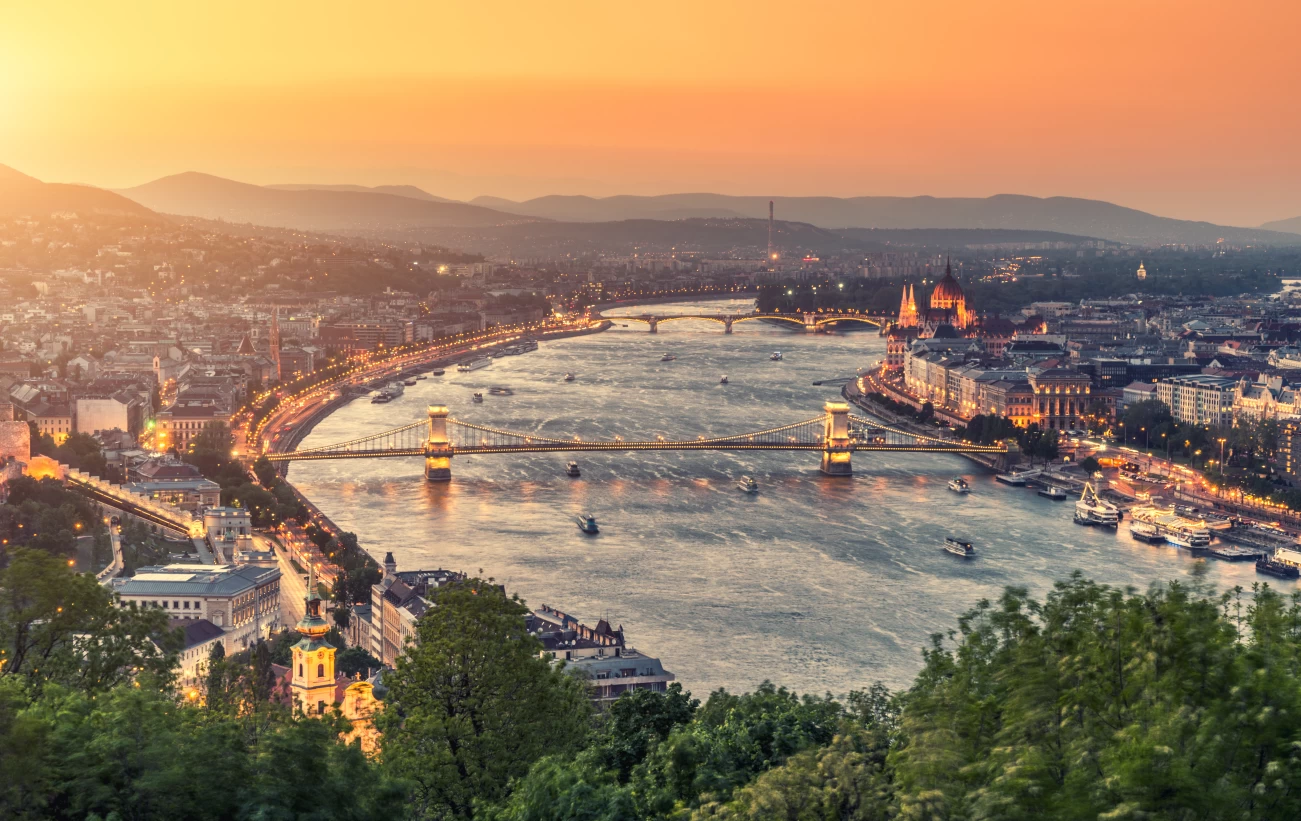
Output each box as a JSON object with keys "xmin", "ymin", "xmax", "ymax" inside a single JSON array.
[{"xmin": 2, "ymin": 1, "xmax": 1298, "ymax": 225}]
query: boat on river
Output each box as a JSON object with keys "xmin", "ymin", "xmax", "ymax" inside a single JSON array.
[
  {"xmin": 1257, "ymin": 558, "xmax": 1300, "ymax": 579},
  {"xmin": 948, "ymin": 477, "xmax": 970, "ymax": 494},
  {"xmin": 1129, "ymin": 505, "xmax": 1212, "ymax": 548},
  {"xmin": 457, "ymin": 357, "xmax": 491, "ymax": 372},
  {"xmin": 737, "ymin": 476, "xmax": 759, "ymax": 493},
  {"xmin": 996, "ymin": 469, "xmax": 1038, "ymax": 486},
  {"xmin": 770, "ymin": 352, "xmax": 783, "ymax": 361},
  {"xmin": 720, "ymin": 375, "xmax": 729, "ymax": 384},
  {"xmin": 1166, "ymin": 532, "xmax": 1210, "ymax": 551},
  {"xmin": 576, "ymin": 513, "xmax": 600, "ymax": 534},
  {"xmin": 660, "ymin": 353, "xmax": 677, "ymax": 362},
  {"xmin": 1075, "ymin": 482, "xmax": 1120, "ymax": 527},
  {"xmin": 564, "ymin": 373, "xmax": 576, "ymax": 382},
  {"xmin": 471, "ymin": 392, "xmax": 483, "ymax": 403},
  {"xmin": 371, "ymin": 381, "xmax": 404, "ymax": 403},
  {"xmin": 1129, "ymin": 522, "xmax": 1165, "ymax": 543},
  {"xmin": 943, "ymin": 537, "xmax": 975, "ymax": 557},
  {"xmin": 566, "ymin": 461, "xmax": 581, "ymax": 478},
  {"xmin": 1037, "ymin": 485, "xmax": 1068, "ymax": 501},
  {"xmin": 431, "ymin": 368, "xmax": 445, "ymax": 376}
]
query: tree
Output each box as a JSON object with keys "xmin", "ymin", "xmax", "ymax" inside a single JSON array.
[
  {"xmin": 594, "ymin": 683, "xmax": 698, "ymax": 783},
  {"xmin": 695, "ymin": 726, "xmax": 894, "ymax": 821},
  {"xmin": 378, "ymin": 580, "xmax": 592, "ymax": 819},
  {"xmin": 253, "ymin": 455, "xmax": 279, "ymax": 489},
  {"xmin": 203, "ymin": 641, "xmax": 231, "ymax": 713},
  {"xmin": 0, "ymin": 548, "xmax": 179, "ymax": 695},
  {"xmin": 479, "ymin": 753, "xmax": 637, "ymax": 821},
  {"xmin": 633, "ymin": 683, "xmax": 844, "ymax": 814},
  {"xmin": 336, "ymin": 646, "xmax": 382, "ymax": 679}
]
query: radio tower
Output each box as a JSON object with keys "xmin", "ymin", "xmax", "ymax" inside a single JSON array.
[{"xmin": 767, "ymin": 200, "xmax": 775, "ymax": 268}]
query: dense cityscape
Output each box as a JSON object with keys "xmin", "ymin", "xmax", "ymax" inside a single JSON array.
[{"xmin": 6, "ymin": 3, "xmax": 1301, "ymax": 820}]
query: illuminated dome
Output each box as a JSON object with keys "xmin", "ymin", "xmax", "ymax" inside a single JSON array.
[
  {"xmin": 930, "ymin": 264, "xmax": 965, "ymax": 307},
  {"xmin": 926, "ymin": 258, "xmax": 972, "ymax": 330}
]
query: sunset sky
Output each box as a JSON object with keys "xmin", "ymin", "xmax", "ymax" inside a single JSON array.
[{"xmin": 2, "ymin": 1, "xmax": 1298, "ymax": 225}]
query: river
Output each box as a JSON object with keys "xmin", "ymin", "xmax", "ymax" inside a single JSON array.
[{"xmin": 288, "ymin": 298, "xmax": 1273, "ymax": 695}]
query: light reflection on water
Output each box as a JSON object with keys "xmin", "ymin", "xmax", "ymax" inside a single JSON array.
[{"xmin": 290, "ymin": 299, "xmax": 1275, "ymax": 694}]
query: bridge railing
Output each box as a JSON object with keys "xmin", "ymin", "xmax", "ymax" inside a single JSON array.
[{"xmin": 265, "ymin": 409, "xmax": 1005, "ymax": 460}]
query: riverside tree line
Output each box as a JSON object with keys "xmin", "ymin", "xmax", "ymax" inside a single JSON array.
[{"xmin": 7, "ymin": 481, "xmax": 1301, "ymax": 818}]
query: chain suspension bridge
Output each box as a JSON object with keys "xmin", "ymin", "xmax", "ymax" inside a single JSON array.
[{"xmin": 263, "ymin": 402, "xmax": 1007, "ymax": 480}]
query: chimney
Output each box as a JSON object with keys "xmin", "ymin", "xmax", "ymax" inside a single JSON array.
[{"xmin": 767, "ymin": 200, "xmax": 775, "ymax": 265}]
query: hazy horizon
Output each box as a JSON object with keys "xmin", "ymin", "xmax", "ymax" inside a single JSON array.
[{"xmin": 3, "ymin": 2, "xmax": 1299, "ymax": 227}]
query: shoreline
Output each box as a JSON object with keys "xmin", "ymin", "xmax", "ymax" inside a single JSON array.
[{"xmin": 261, "ymin": 320, "xmax": 612, "ymax": 573}]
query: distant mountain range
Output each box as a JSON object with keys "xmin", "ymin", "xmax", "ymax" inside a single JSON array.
[
  {"xmin": 470, "ymin": 193, "xmax": 1301, "ymax": 247},
  {"xmin": 0, "ymin": 164, "xmax": 156, "ymax": 220},
  {"xmin": 4, "ymin": 164, "xmax": 1298, "ymax": 249},
  {"xmin": 115, "ymin": 172, "xmax": 531, "ymax": 232},
  {"xmin": 266, "ymin": 183, "xmax": 455, "ymax": 203},
  {"xmin": 1262, "ymin": 215, "xmax": 1301, "ymax": 235},
  {"xmin": 398, "ymin": 219, "xmax": 1101, "ymax": 258}
]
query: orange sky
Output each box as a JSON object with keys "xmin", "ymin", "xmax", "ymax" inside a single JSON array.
[{"xmin": 2, "ymin": 1, "xmax": 1299, "ymax": 225}]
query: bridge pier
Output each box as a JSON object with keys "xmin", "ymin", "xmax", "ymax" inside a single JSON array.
[
  {"xmin": 424, "ymin": 405, "xmax": 453, "ymax": 481},
  {"xmin": 803, "ymin": 312, "xmax": 819, "ymax": 333},
  {"xmin": 819, "ymin": 401, "xmax": 853, "ymax": 476},
  {"xmin": 723, "ymin": 316, "xmax": 733, "ymax": 334},
  {"xmin": 647, "ymin": 317, "xmax": 658, "ymax": 333}
]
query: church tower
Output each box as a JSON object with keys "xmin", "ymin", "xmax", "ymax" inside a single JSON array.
[
  {"xmin": 270, "ymin": 307, "xmax": 282, "ymax": 383},
  {"xmin": 1136, "ymin": 261, "xmax": 1147, "ymax": 280},
  {"xmin": 290, "ymin": 566, "xmax": 337, "ymax": 716},
  {"xmin": 897, "ymin": 284, "xmax": 919, "ymax": 328}
]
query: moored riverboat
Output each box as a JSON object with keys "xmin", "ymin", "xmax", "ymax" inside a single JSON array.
[{"xmin": 1075, "ymin": 482, "xmax": 1120, "ymax": 527}]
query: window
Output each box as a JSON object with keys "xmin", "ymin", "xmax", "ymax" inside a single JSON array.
[
  {"xmin": 298, "ymin": 663, "xmax": 303, "ymax": 677},
  {"xmin": 316, "ymin": 663, "xmax": 325, "ymax": 678}
]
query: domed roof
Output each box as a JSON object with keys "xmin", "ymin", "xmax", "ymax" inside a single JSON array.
[{"xmin": 931, "ymin": 260, "xmax": 965, "ymax": 303}]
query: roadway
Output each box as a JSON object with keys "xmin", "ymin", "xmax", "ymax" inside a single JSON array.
[
  {"xmin": 261, "ymin": 533, "xmax": 307, "ymax": 626},
  {"xmin": 249, "ymin": 320, "xmax": 596, "ymax": 459}
]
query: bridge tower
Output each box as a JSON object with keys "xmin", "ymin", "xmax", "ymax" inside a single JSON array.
[
  {"xmin": 424, "ymin": 405, "xmax": 453, "ymax": 481},
  {"xmin": 803, "ymin": 312, "xmax": 819, "ymax": 333},
  {"xmin": 723, "ymin": 316, "xmax": 733, "ymax": 334},
  {"xmin": 647, "ymin": 317, "xmax": 658, "ymax": 334},
  {"xmin": 820, "ymin": 401, "xmax": 853, "ymax": 476}
]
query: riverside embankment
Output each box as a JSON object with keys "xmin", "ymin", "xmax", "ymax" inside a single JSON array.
[
  {"xmin": 283, "ymin": 304, "xmax": 1286, "ymax": 694},
  {"xmin": 249, "ymin": 319, "xmax": 611, "ymax": 569}
]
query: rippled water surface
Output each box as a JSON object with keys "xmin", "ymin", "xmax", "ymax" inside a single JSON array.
[{"xmin": 290, "ymin": 299, "xmax": 1271, "ymax": 693}]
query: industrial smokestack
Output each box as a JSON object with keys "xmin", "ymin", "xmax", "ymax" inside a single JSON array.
[{"xmin": 768, "ymin": 200, "xmax": 774, "ymax": 266}]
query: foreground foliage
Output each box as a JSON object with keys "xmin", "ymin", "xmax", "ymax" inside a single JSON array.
[
  {"xmin": 486, "ymin": 572, "xmax": 1301, "ymax": 821},
  {"xmin": 7, "ymin": 518, "xmax": 1301, "ymax": 821}
]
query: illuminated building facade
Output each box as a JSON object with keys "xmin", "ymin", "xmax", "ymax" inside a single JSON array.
[{"xmin": 1027, "ymin": 368, "xmax": 1093, "ymax": 431}]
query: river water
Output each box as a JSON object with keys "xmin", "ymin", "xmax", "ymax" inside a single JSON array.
[{"xmin": 289, "ymin": 299, "xmax": 1273, "ymax": 695}]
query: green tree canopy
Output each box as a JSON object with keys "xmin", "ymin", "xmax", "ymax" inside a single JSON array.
[{"xmin": 378, "ymin": 579, "xmax": 591, "ymax": 819}]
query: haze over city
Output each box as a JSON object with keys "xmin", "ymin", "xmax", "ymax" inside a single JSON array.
[{"xmin": 2, "ymin": 1, "xmax": 1299, "ymax": 226}]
